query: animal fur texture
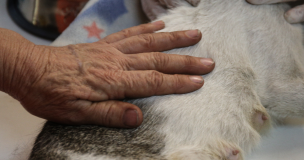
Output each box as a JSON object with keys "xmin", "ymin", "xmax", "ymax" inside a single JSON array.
[{"xmin": 29, "ymin": 0, "xmax": 304, "ymax": 159}]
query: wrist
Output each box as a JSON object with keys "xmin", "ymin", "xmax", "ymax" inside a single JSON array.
[{"xmin": 0, "ymin": 28, "xmax": 48, "ymax": 100}]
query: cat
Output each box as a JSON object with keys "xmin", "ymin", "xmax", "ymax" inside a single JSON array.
[{"xmin": 29, "ymin": 0, "xmax": 304, "ymax": 159}]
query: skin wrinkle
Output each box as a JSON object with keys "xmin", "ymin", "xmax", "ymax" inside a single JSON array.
[
  {"xmin": 19, "ymin": 46, "xmax": 49, "ymax": 102},
  {"xmin": 28, "ymin": 1, "xmax": 304, "ymax": 159},
  {"xmin": 84, "ymin": 70, "xmax": 107, "ymax": 100},
  {"xmin": 9, "ymin": 46, "xmax": 20, "ymax": 95},
  {"xmin": 138, "ymin": 34, "xmax": 158, "ymax": 52},
  {"xmin": 147, "ymin": 70, "xmax": 165, "ymax": 95},
  {"xmin": 16, "ymin": 46, "xmax": 33, "ymax": 100},
  {"xmin": 111, "ymin": 71, "xmax": 128, "ymax": 99},
  {"xmin": 4, "ymin": 36, "xmax": 17, "ymax": 94},
  {"xmin": 103, "ymin": 102, "xmax": 115, "ymax": 126},
  {"xmin": 123, "ymin": 72, "xmax": 143, "ymax": 98},
  {"xmin": 89, "ymin": 70, "xmax": 116, "ymax": 100},
  {"xmin": 151, "ymin": 52, "xmax": 171, "ymax": 71},
  {"xmin": 1, "ymin": 21, "xmax": 213, "ymax": 129},
  {"xmin": 172, "ymin": 74, "xmax": 187, "ymax": 94},
  {"xmin": 114, "ymin": 41, "xmax": 133, "ymax": 54},
  {"xmin": 7, "ymin": 36, "xmax": 39, "ymax": 100},
  {"xmin": 50, "ymin": 47, "xmax": 95, "ymax": 103},
  {"xmin": 121, "ymin": 56, "xmax": 135, "ymax": 71},
  {"xmin": 124, "ymin": 55, "xmax": 145, "ymax": 71},
  {"xmin": 179, "ymin": 55, "xmax": 194, "ymax": 73},
  {"xmin": 120, "ymin": 28, "xmax": 134, "ymax": 40}
]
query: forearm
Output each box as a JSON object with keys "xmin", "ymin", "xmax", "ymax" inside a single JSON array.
[{"xmin": 0, "ymin": 28, "xmax": 47, "ymax": 100}]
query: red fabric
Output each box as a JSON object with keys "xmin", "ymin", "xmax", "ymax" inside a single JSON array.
[{"xmin": 55, "ymin": 0, "xmax": 88, "ymax": 33}]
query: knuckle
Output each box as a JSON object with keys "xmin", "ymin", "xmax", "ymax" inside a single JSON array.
[
  {"xmin": 138, "ymin": 34, "xmax": 156, "ymax": 49},
  {"xmin": 147, "ymin": 70, "xmax": 164, "ymax": 90},
  {"xmin": 120, "ymin": 28, "xmax": 133, "ymax": 38},
  {"xmin": 120, "ymin": 57, "xmax": 133, "ymax": 70},
  {"xmin": 100, "ymin": 102, "xmax": 120, "ymax": 126},
  {"xmin": 102, "ymin": 106, "xmax": 113, "ymax": 126},
  {"xmin": 151, "ymin": 52, "xmax": 169, "ymax": 68},
  {"xmin": 168, "ymin": 32, "xmax": 181, "ymax": 42},
  {"xmin": 172, "ymin": 75, "xmax": 185, "ymax": 92},
  {"xmin": 182, "ymin": 55, "xmax": 195, "ymax": 66},
  {"xmin": 138, "ymin": 24, "xmax": 148, "ymax": 32}
]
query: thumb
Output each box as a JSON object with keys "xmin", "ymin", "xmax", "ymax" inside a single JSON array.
[{"xmin": 82, "ymin": 100, "xmax": 143, "ymax": 128}]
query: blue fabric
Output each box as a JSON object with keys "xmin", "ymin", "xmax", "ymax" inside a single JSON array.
[
  {"xmin": 80, "ymin": 0, "xmax": 128, "ymax": 25},
  {"xmin": 52, "ymin": 0, "xmax": 148, "ymax": 46}
]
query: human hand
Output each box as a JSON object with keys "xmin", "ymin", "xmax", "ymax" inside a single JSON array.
[
  {"xmin": 14, "ymin": 21, "xmax": 214, "ymax": 128},
  {"xmin": 141, "ymin": 0, "xmax": 201, "ymax": 20},
  {"xmin": 247, "ymin": 0, "xmax": 304, "ymax": 23}
]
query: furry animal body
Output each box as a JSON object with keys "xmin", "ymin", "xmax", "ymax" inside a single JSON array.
[{"xmin": 29, "ymin": 0, "xmax": 304, "ymax": 159}]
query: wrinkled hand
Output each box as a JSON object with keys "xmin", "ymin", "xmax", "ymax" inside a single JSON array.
[
  {"xmin": 247, "ymin": 0, "xmax": 304, "ymax": 23},
  {"xmin": 141, "ymin": 0, "xmax": 201, "ymax": 20},
  {"xmin": 19, "ymin": 21, "xmax": 214, "ymax": 128}
]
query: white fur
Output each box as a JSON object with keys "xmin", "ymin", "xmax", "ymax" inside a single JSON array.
[
  {"xmin": 30, "ymin": 0, "xmax": 304, "ymax": 159},
  {"xmin": 129, "ymin": 0, "xmax": 304, "ymax": 159}
]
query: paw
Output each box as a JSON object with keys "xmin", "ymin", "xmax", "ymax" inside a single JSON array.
[
  {"xmin": 255, "ymin": 112, "xmax": 268, "ymax": 125},
  {"xmin": 166, "ymin": 140, "xmax": 243, "ymax": 160},
  {"xmin": 225, "ymin": 149, "xmax": 241, "ymax": 160}
]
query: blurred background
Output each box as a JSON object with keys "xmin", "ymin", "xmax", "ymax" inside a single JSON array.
[{"xmin": 0, "ymin": 0, "xmax": 304, "ymax": 159}]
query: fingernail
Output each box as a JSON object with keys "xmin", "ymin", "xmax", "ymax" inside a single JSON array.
[
  {"xmin": 190, "ymin": 76, "xmax": 204, "ymax": 84},
  {"xmin": 123, "ymin": 109, "xmax": 138, "ymax": 127},
  {"xmin": 152, "ymin": 20, "xmax": 165, "ymax": 26},
  {"xmin": 185, "ymin": 29, "xmax": 201, "ymax": 39},
  {"xmin": 200, "ymin": 58, "xmax": 214, "ymax": 66}
]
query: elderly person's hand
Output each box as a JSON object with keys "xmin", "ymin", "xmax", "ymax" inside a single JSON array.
[
  {"xmin": 0, "ymin": 21, "xmax": 214, "ymax": 128},
  {"xmin": 141, "ymin": 0, "xmax": 201, "ymax": 20},
  {"xmin": 247, "ymin": 0, "xmax": 304, "ymax": 23}
]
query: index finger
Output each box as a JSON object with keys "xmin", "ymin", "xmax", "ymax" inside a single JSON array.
[{"xmin": 112, "ymin": 29, "xmax": 202, "ymax": 54}]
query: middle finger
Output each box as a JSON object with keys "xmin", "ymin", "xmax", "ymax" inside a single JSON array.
[{"xmin": 125, "ymin": 52, "xmax": 215, "ymax": 75}]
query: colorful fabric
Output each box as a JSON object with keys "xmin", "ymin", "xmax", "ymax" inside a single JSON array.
[{"xmin": 52, "ymin": 0, "xmax": 148, "ymax": 46}]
